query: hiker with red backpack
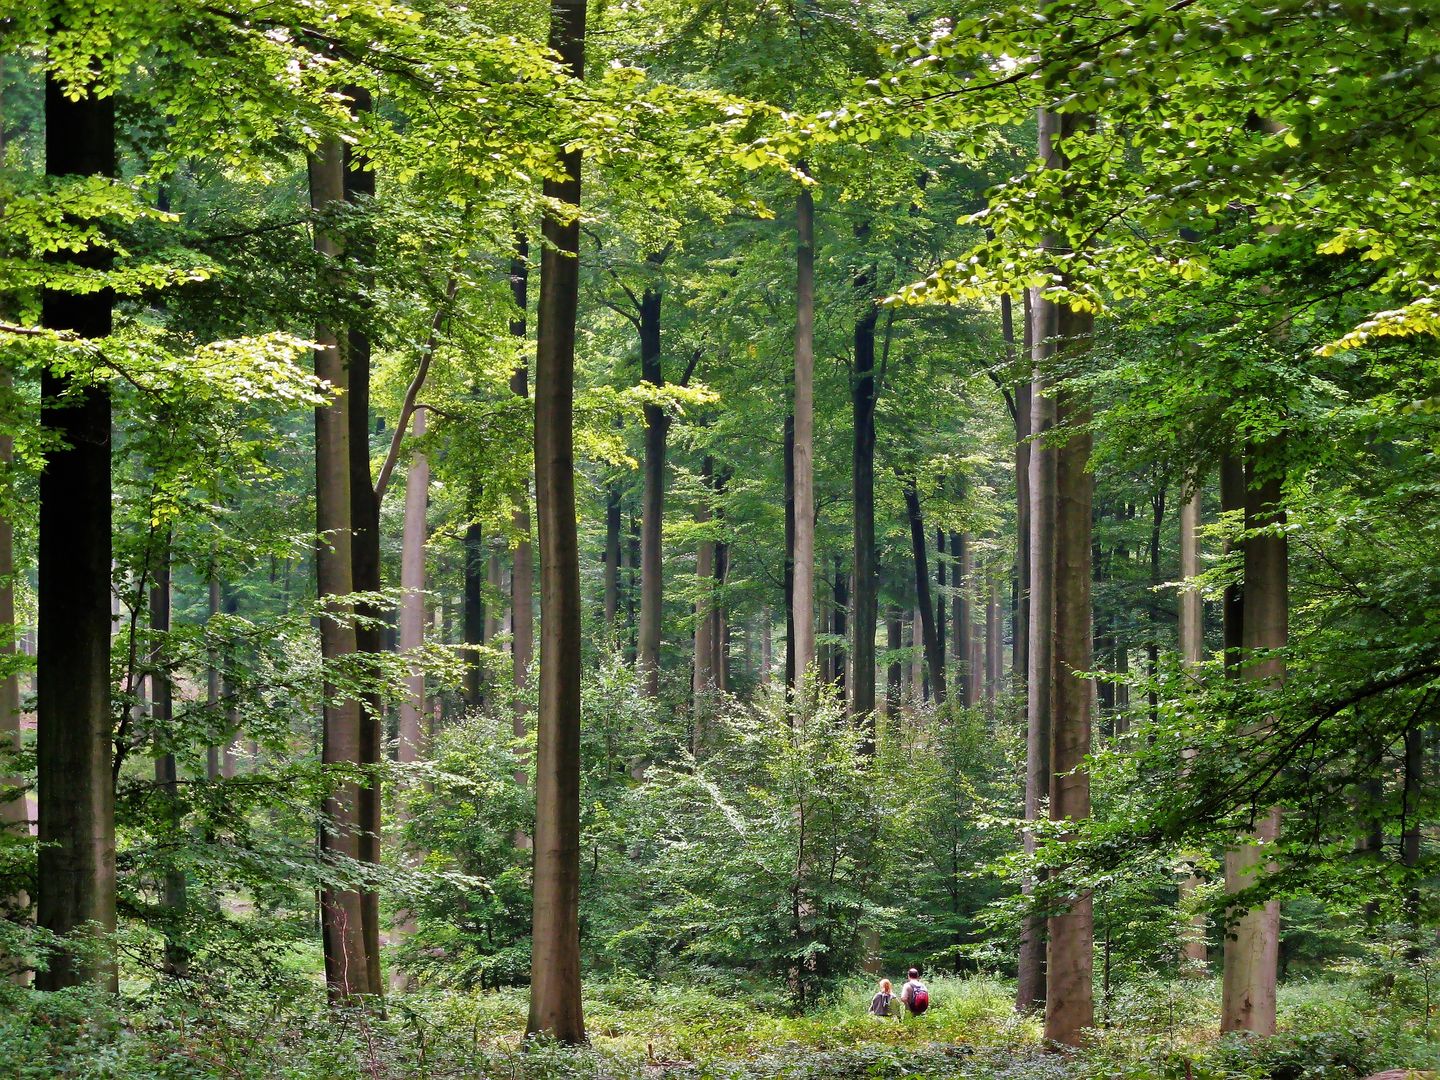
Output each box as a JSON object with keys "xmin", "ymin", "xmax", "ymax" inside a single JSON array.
[{"xmin": 900, "ymin": 968, "xmax": 930, "ymax": 1017}]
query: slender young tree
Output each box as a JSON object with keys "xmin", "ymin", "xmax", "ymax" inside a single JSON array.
[
  {"xmin": 35, "ymin": 67, "xmax": 117, "ymax": 994},
  {"xmin": 149, "ymin": 553, "xmax": 187, "ymax": 977},
  {"xmin": 636, "ymin": 270, "xmax": 666, "ymax": 696},
  {"xmin": 603, "ymin": 485, "xmax": 622, "ymax": 629},
  {"xmin": 851, "ymin": 236, "xmax": 879, "ymax": 729},
  {"xmin": 903, "ymin": 481, "xmax": 946, "ymax": 703},
  {"xmin": 510, "ymin": 242, "xmax": 535, "ymax": 729},
  {"xmin": 693, "ymin": 459, "xmax": 716, "ymax": 729},
  {"xmin": 1177, "ymin": 484, "xmax": 1209, "ymax": 966},
  {"xmin": 791, "ymin": 180, "xmax": 817, "ymax": 680},
  {"xmin": 526, "ymin": 0, "xmax": 587, "ymax": 1043},
  {"xmin": 397, "ymin": 406, "xmax": 429, "ymax": 764}
]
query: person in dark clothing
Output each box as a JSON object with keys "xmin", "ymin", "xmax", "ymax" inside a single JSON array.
[{"xmin": 868, "ymin": 978, "xmax": 896, "ymax": 1018}]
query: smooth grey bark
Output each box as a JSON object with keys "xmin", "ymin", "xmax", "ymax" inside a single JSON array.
[
  {"xmin": 1178, "ymin": 484, "xmax": 1208, "ymax": 966},
  {"xmin": 397, "ymin": 407, "xmax": 429, "ymax": 764},
  {"xmin": 526, "ymin": 0, "xmax": 587, "ymax": 1043}
]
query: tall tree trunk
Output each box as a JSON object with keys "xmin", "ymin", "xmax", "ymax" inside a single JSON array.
[
  {"xmin": 909, "ymin": 606, "xmax": 924, "ymax": 703},
  {"xmin": 149, "ymin": 555, "xmax": 188, "ymax": 977},
  {"xmin": 935, "ymin": 527, "xmax": 947, "ymax": 662},
  {"xmin": 986, "ymin": 577, "xmax": 1002, "ymax": 705},
  {"xmin": 1017, "ymin": 285, "xmax": 1056, "ymax": 1015},
  {"xmin": 527, "ymin": 0, "xmax": 586, "ymax": 1042},
  {"xmin": 1221, "ymin": 443, "xmax": 1285, "ymax": 1036},
  {"xmin": 511, "ymin": 243, "xmax": 535, "ymax": 728},
  {"xmin": 884, "ymin": 609, "xmax": 902, "ymax": 730},
  {"xmin": 1007, "ymin": 292, "xmax": 1032, "ymax": 697},
  {"xmin": 903, "ymin": 481, "xmax": 947, "ymax": 703},
  {"xmin": 1038, "ymin": 105, "xmax": 1097, "ymax": 1049},
  {"xmin": 626, "ymin": 515, "xmax": 639, "ymax": 662},
  {"xmin": 1178, "ymin": 484, "xmax": 1208, "ymax": 967},
  {"xmin": 954, "ymin": 532, "xmax": 976, "ymax": 707},
  {"xmin": 1145, "ymin": 486, "xmax": 1166, "ymax": 727},
  {"xmin": 205, "ymin": 570, "xmax": 223, "ymax": 781},
  {"xmin": 397, "ymin": 407, "xmax": 429, "ymax": 764},
  {"xmin": 604, "ymin": 485, "xmax": 621, "ymax": 630},
  {"xmin": 784, "ymin": 410, "xmax": 796, "ymax": 689},
  {"xmin": 852, "ymin": 244, "xmax": 878, "ymax": 727},
  {"xmin": 792, "ymin": 181, "xmax": 817, "ymax": 683},
  {"xmin": 486, "ymin": 550, "xmax": 503, "ymax": 644},
  {"xmin": 36, "ymin": 70, "xmax": 117, "ymax": 993},
  {"xmin": 342, "ymin": 99, "xmax": 384, "ymax": 1000},
  {"xmin": 713, "ymin": 498, "xmax": 729, "ymax": 694},
  {"xmin": 463, "ymin": 520, "xmax": 485, "ymax": 708},
  {"xmin": 309, "ymin": 138, "xmax": 369, "ymax": 1002},
  {"xmin": 637, "ymin": 285, "xmax": 667, "ymax": 696}
]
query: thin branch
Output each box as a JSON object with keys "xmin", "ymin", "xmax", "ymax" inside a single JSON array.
[
  {"xmin": 374, "ymin": 276, "xmax": 458, "ymax": 503},
  {"xmin": 678, "ymin": 346, "xmax": 703, "ymax": 388}
]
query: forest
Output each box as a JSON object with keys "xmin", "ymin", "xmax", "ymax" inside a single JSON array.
[{"xmin": 1, "ymin": 0, "xmax": 1438, "ymax": 1076}]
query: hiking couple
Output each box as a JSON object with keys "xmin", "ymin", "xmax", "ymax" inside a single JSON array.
[{"xmin": 868, "ymin": 968, "xmax": 929, "ymax": 1019}]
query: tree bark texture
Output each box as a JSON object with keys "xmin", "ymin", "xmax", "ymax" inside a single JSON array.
[
  {"xmin": 637, "ymin": 286, "xmax": 667, "ymax": 696},
  {"xmin": 852, "ymin": 246, "xmax": 878, "ymax": 726},
  {"xmin": 398, "ymin": 407, "xmax": 429, "ymax": 764},
  {"xmin": 463, "ymin": 520, "xmax": 485, "ymax": 708},
  {"xmin": 511, "ymin": 242, "xmax": 535, "ymax": 731},
  {"xmin": 36, "ymin": 72, "xmax": 117, "ymax": 993},
  {"xmin": 526, "ymin": 0, "xmax": 587, "ymax": 1042},
  {"xmin": 904, "ymin": 482, "xmax": 946, "ymax": 703},
  {"xmin": 1178, "ymin": 485, "xmax": 1209, "ymax": 966},
  {"xmin": 1221, "ymin": 444, "xmax": 1286, "ymax": 1036}
]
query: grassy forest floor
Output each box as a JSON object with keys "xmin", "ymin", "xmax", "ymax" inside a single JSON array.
[{"xmin": 5, "ymin": 975, "xmax": 1439, "ymax": 1080}]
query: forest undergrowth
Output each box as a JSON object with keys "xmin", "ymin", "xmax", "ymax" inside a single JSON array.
[{"xmin": 4, "ymin": 976, "xmax": 1437, "ymax": 1080}]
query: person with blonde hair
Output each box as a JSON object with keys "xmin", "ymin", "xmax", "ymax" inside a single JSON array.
[{"xmin": 868, "ymin": 977, "xmax": 897, "ymax": 1018}]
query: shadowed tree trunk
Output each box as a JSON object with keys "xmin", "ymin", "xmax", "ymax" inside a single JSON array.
[
  {"xmin": 35, "ymin": 69, "xmax": 117, "ymax": 994},
  {"xmin": 341, "ymin": 100, "xmax": 384, "ymax": 999},
  {"xmin": 792, "ymin": 182, "xmax": 816, "ymax": 683},
  {"xmin": 986, "ymin": 577, "xmax": 1002, "ymax": 705},
  {"xmin": 904, "ymin": 481, "xmax": 946, "ymax": 703},
  {"xmin": 511, "ymin": 242, "xmax": 535, "ymax": 738},
  {"xmin": 693, "ymin": 460, "xmax": 715, "ymax": 733},
  {"xmin": 781, "ymin": 406, "xmax": 796, "ymax": 691},
  {"xmin": 953, "ymin": 532, "xmax": 975, "ymax": 707},
  {"xmin": 604, "ymin": 485, "xmax": 621, "ymax": 629},
  {"xmin": 852, "ymin": 239, "xmax": 878, "ymax": 729},
  {"xmin": 831, "ymin": 556, "xmax": 848, "ymax": 696},
  {"xmin": 1007, "ymin": 293, "xmax": 1032, "ymax": 696},
  {"xmin": 1221, "ymin": 442, "xmax": 1286, "ymax": 1035},
  {"xmin": 309, "ymin": 138, "xmax": 369, "ymax": 1002},
  {"xmin": 0, "ymin": 376, "xmax": 27, "ymax": 985},
  {"xmin": 463, "ymin": 516, "xmax": 485, "ymax": 709},
  {"xmin": 884, "ymin": 609, "xmax": 903, "ymax": 730},
  {"xmin": 637, "ymin": 281, "xmax": 667, "ymax": 697},
  {"xmin": 526, "ymin": 0, "xmax": 586, "ymax": 1043},
  {"xmin": 936, "ymin": 527, "xmax": 947, "ymax": 663},
  {"xmin": 1039, "ymin": 103, "xmax": 1097, "ymax": 1050}
]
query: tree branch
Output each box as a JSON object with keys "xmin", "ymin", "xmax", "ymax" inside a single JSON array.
[{"xmin": 374, "ymin": 276, "xmax": 458, "ymax": 503}]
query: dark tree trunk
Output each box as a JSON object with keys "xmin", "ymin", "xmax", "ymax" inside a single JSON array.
[
  {"xmin": 464, "ymin": 520, "xmax": 485, "ymax": 707},
  {"xmin": 526, "ymin": 0, "xmax": 587, "ymax": 1043},
  {"xmin": 851, "ymin": 242, "xmax": 878, "ymax": 728},
  {"xmin": 0, "ymin": 371, "xmax": 26, "ymax": 986},
  {"xmin": 1007, "ymin": 292, "xmax": 1031, "ymax": 697},
  {"xmin": 903, "ymin": 481, "xmax": 946, "ymax": 703},
  {"xmin": 792, "ymin": 183, "xmax": 817, "ymax": 681},
  {"xmin": 36, "ymin": 71, "xmax": 116, "ymax": 994},
  {"xmin": 953, "ymin": 532, "xmax": 974, "ymax": 706},
  {"xmin": 309, "ymin": 137, "xmax": 369, "ymax": 1001},
  {"xmin": 784, "ymin": 409, "xmax": 796, "ymax": 690},
  {"xmin": 342, "ymin": 102, "xmax": 384, "ymax": 998},
  {"xmin": 883, "ymin": 609, "xmax": 903, "ymax": 733},
  {"xmin": 831, "ymin": 556, "xmax": 848, "ymax": 696},
  {"xmin": 935, "ymin": 527, "xmax": 947, "ymax": 662},
  {"xmin": 637, "ymin": 284, "xmax": 667, "ymax": 697},
  {"xmin": 626, "ymin": 514, "xmax": 639, "ymax": 662},
  {"xmin": 603, "ymin": 485, "xmax": 621, "ymax": 629},
  {"xmin": 1146, "ymin": 486, "xmax": 1166, "ymax": 727},
  {"xmin": 694, "ymin": 459, "xmax": 715, "ymax": 731}
]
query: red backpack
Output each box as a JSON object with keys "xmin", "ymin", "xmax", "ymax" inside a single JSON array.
[{"xmin": 906, "ymin": 982, "xmax": 930, "ymax": 1014}]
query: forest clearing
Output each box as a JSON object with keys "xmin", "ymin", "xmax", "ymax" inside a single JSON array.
[{"xmin": 1, "ymin": 0, "xmax": 1439, "ymax": 1076}]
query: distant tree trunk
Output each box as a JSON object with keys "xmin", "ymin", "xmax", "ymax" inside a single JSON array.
[
  {"xmin": 1007, "ymin": 292, "xmax": 1032, "ymax": 696},
  {"xmin": 0, "ymin": 377, "xmax": 26, "ymax": 986},
  {"xmin": 713, "ymin": 513, "xmax": 730, "ymax": 693},
  {"xmin": 903, "ymin": 481, "xmax": 947, "ymax": 703},
  {"xmin": 222, "ymin": 587, "xmax": 240, "ymax": 778},
  {"xmin": 831, "ymin": 555, "xmax": 848, "ymax": 696},
  {"xmin": 1178, "ymin": 484, "xmax": 1208, "ymax": 967},
  {"xmin": 637, "ymin": 281, "xmax": 667, "ymax": 697},
  {"xmin": 1145, "ymin": 486, "xmax": 1166, "ymax": 727},
  {"xmin": 205, "ymin": 571, "xmax": 223, "ymax": 781},
  {"xmin": 909, "ymin": 606, "xmax": 924, "ymax": 703},
  {"xmin": 398, "ymin": 407, "xmax": 429, "ymax": 764},
  {"xmin": 526, "ymin": 0, "xmax": 586, "ymax": 1043},
  {"xmin": 626, "ymin": 515, "xmax": 639, "ymax": 662},
  {"xmin": 1017, "ymin": 285, "xmax": 1056, "ymax": 1015},
  {"xmin": 1221, "ymin": 442, "xmax": 1286, "ymax": 1036},
  {"xmin": 760, "ymin": 610, "xmax": 774, "ymax": 685},
  {"xmin": 510, "ymin": 243, "xmax": 535, "ymax": 729},
  {"xmin": 852, "ymin": 241, "xmax": 878, "ymax": 728},
  {"xmin": 784, "ymin": 409, "xmax": 796, "ymax": 690},
  {"xmin": 486, "ymin": 550, "xmax": 503, "ymax": 644},
  {"xmin": 149, "ymin": 554, "xmax": 188, "ymax": 978},
  {"xmin": 604, "ymin": 485, "xmax": 621, "ymax": 629},
  {"xmin": 953, "ymin": 532, "xmax": 975, "ymax": 707},
  {"xmin": 986, "ymin": 577, "xmax": 1002, "ymax": 705},
  {"xmin": 342, "ymin": 100, "xmax": 384, "ymax": 999},
  {"xmin": 35, "ymin": 66, "xmax": 117, "ymax": 995},
  {"xmin": 1221, "ymin": 452, "xmax": 1245, "ymax": 674},
  {"xmin": 463, "ymin": 519, "xmax": 485, "ymax": 708},
  {"xmin": 693, "ymin": 461, "xmax": 715, "ymax": 733},
  {"xmin": 1038, "ymin": 103, "xmax": 1097, "ymax": 1049},
  {"xmin": 935, "ymin": 527, "xmax": 947, "ymax": 662},
  {"xmin": 792, "ymin": 183, "xmax": 817, "ymax": 682},
  {"xmin": 309, "ymin": 138, "xmax": 370, "ymax": 1002},
  {"xmin": 884, "ymin": 609, "xmax": 903, "ymax": 730}
]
